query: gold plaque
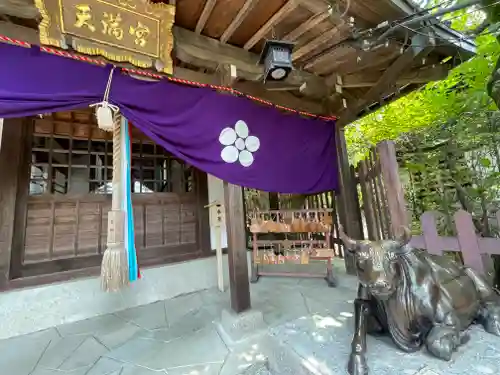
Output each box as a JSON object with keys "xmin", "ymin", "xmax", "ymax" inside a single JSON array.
[{"xmin": 35, "ymin": 0, "xmax": 175, "ymax": 74}]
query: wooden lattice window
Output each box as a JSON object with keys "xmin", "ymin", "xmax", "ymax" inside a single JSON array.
[
  {"xmin": 30, "ymin": 128, "xmax": 113, "ymax": 195},
  {"xmin": 30, "ymin": 112, "xmax": 194, "ymax": 195},
  {"xmin": 130, "ymin": 141, "xmax": 194, "ymax": 194}
]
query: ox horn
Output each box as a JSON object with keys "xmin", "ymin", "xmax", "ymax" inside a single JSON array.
[
  {"xmin": 338, "ymin": 224, "xmax": 359, "ymax": 251},
  {"xmin": 395, "ymin": 225, "xmax": 412, "ymax": 247}
]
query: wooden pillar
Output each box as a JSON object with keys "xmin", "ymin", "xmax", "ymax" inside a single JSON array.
[
  {"xmin": 195, "ymin": 171, "xmax": 211, "ymax": 255},
  {"xmin": 224, "ymin": 181, "xmax": 251, "ymax": 313},
  {"xmin": 335, "ymin": 125, "xmax": 362, "ymax": 274},
  {"xmin": 269, "ymin": 192, "xmax": 279, "ymax": 210},
  {"xmin": 0, "ymin": 118, "xmax": 26, "ymax": 288},
  {"xmin": 219, "ymin": 64, "xmax": 251, "ymax": 313},
  {"xmin": 377, "ymin": 140, "xmax": 409, "ymax": 235}
]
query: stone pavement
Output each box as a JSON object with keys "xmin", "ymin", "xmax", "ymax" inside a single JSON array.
[
  {"xmin": 2, "ymin": 262, "xmax": 499, "ymax": 375},
  {"xmin": 0, "ymin": 262, "xmax": 357, "ymax": 375},
  {"xmin": 270, "ymin": 299, "xmax": 500, "ymax": 375}
]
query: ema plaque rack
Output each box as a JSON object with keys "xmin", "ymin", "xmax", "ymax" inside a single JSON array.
[{"xmin": 249, "ymin": 209, "xmax": 337, "ymax": 287}]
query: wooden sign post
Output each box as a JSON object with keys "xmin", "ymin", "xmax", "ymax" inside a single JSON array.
[
  {"xmin": 205, "ymin": 200, "xmax": 225, "ymax": 292},
  {"xmin": 34, "ymin": 0, "xmax": 175, "ymax": 73}
]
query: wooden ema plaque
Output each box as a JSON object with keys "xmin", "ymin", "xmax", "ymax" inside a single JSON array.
[
  {"xmin": 35, "ymin": 0, "xmax": 175, "ymax": 74},
  {"xmin": 249, "ymin": 209, "xmax": 337, "ymax": 287}
]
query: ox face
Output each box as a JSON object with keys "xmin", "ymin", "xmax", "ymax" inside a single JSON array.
[{"xmin": 338, "ymin": 226, "xmax": 412, "ymax": 300}]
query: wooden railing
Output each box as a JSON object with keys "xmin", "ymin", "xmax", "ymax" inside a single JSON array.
[
  {"xmin": 353, "ymin": 140, "xmax": 500, "ymax": 282},
  {"xmin": 410, "ymin": 209, "xmax": 498, "ymax": 277}
]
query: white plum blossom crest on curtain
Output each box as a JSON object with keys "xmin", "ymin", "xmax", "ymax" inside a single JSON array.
[{"xmin": 219, "ymin": 120, "xmax": 260, "ymax": 167}]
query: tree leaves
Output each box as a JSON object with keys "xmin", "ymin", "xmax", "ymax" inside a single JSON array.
[{"xmin": 346, "ymin": 34, "xmax": 500, "ymax": 163}]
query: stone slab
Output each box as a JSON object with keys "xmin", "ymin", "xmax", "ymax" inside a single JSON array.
[
  {"xmin": 106, "ymin": 326, "xmax": 228, "ymax": 372},
  {"xmin": 56, "ymin": 313, "xmax": 146, "ymax": 349},
  {"xmin": 0, "ymin": 328, "xmax": 60, "ymax": 375},
  {"xmin": 115, "ymin": 301, "xmax": 168, "ymax": 330},
  {"xmin": 217, "ymin": 308, "xmax": 267, "ymax": 345},
  {"xmin": 270, "ymin": 312, "xmax": 500, "ymax": 375},
  {"xmin": 0, "ymin": 254, "xmax": 242, "ymax": 340}
]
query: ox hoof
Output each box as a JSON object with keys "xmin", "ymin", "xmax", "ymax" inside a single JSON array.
[
  {"xmin": 483, "ymin": 315, "xmax": 500, "ymax": 336},
  {"xmin": 482, "ymin": 304, "xmax": 500, "ymax": 336},
  {"xmin": 425, "ymin": 327, "xmax": 460, "ymax": 361},
  {"xmin": 459, "ymin": 331, "xmax": 471, "ymax": 345},
  {"xmin": 325, "ymin": 272, "xmax": 338, "ymax": 288},
  {"xmin": 347, "ymin": 354, "xmax": 368, "ymax": 375}
]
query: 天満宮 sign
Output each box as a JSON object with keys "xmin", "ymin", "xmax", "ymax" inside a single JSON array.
[{"xmin": 35, "ymin": 0, "xmax": 175, "ymax": 73}]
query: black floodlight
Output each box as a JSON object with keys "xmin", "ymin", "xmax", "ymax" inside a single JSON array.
[{"xmin": 258, "ymin": 39, "xmax": 295, "ymax": 82}]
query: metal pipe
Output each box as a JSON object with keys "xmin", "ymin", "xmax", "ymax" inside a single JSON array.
[{"xmin": 376, "ymin": 0, "xmax": 482, "ymax": 42}]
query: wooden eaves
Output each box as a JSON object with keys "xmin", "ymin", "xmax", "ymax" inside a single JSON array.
[{"xmin": 0, "ymin": 0, "xmax": 476, "ymax": 123}]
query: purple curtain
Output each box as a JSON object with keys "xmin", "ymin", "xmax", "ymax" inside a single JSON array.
[{"xmin": 0, "ymin": 43, "xmax": 339, "ymax": 194}]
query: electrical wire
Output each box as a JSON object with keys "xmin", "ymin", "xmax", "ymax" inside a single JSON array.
[
  {"xmin": 314, "ymin": 0, "xmax": 476, "ymax": 62},
  {"xmin": 360, "ymin": 0, "xmax": 500, "ymax": 55},
  {"xmin": 327, "ymin": 0, "xmax": 351, "ymax": 19},
  {"xmin": 408, "ymin": 0, "xmax": 500, "ymax": 35},
  {"xmin": 399, "ymin": 0, "xmax": 457, "ymax": 21},
  {"xmin": 340, "ymin": 0, "xmax": 351, "ymax": 18},
  {"xmin": 303, "ymin": 0, "xmax": 496, "ymax": 79}
]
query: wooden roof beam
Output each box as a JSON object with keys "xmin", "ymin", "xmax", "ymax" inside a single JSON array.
[
  {"xmin": 220, "ymin": 0, "xmax": 259, "ymax": 44},
  {"xmin": 333, "ymin": 64, "xmax": 448, "ymax": 89},
  {"xmin": 174, "ymin": 67, "xmax": 322, "ymax": 113},
  {"xmin": 218, "ymin": 63, "xmax": 238, "ymax": 87},
  {"xmin": 0, "ymin": 0, "xmax": 38, "ymax": 19},
  {"xmin": 336, "ymin": 31, "xmax": 436, "ymax": 127},
  {"xmin": 174, "ymin": 66, "xmax": 323, "ymax": 113},
  {"xmin": 195, "ymin": 0, "xmax": 217, "ymax": 34},
  {"xmin": 243, "ymin": 0, "xmax": 299, "ymax": 50},
  {"xmin": 283, "ymin": 10, "xmax": 330, "ymax": 42},
  {"xmin": 173, "ymin": 26, "xmax": 328, "ymax": 97},
  {"xmin": 303, "ymin": 42, "xmax": 353, "ymax": 73},
  {"xmin": 303, "ymin": 30, "xmax": 400, "ymax": 73},
  {"xmin": 301, "ymin": 0, "xmax": 337, "ymax": 14},
  {"xmin": 293, "ymin": 22, "xmax": 346, "ymax": 62}
]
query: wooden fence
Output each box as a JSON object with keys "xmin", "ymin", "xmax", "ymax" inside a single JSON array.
[
  {"xmin": 410, "ymin": 209, "xmax": 497, "ymax": 277},
  {"xmin": 355, "ymin": 141, "xmax": 407, "ymax": 240},
  {"xmin": 355, "ymin": 141, "xmax": 497, "ymax": 278},
  {"xmin": 356, "ymin": 146, "xmax": 390, "ymax": 240}
]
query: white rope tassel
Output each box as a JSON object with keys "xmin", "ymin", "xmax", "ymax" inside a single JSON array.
[
  {"xmin": 91, "ymin": 67, "xmax": 120, "ymax": 132},
  {"xmin": 100, "ymin": 114, "xmax": 129, "ymax": 292}
]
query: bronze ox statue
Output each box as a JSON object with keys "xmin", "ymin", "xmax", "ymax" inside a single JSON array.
[{"xmin": 338, "ymin": 225, "xmax": 500, "ymax": 375}]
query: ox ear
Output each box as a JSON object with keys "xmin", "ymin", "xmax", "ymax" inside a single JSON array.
[
  {"xmin": 338, "ymin": 225, "xmax": 360, "ymax": 252},
  {"xmin": 395, "ymin": 226, "xmax": 412, "ymax": 248}
]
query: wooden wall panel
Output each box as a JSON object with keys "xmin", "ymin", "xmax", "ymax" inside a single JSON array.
[{"xmin": 21, "ymin": 193, "xmax": 200, "ymax": 274}]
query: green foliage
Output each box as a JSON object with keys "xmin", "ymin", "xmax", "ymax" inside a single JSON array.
[
  {"xmin": 346, "ymin": 34, "xmax": 500, "ymax": 164},
  {"xmin": 349, "ymin": 0, "xmax": 500, "ymax": 286},
  {"xmin": 345, "ymin": 1, "xmax": 500, "ymax": 240},
  {"xmin": 400, "ymin": 112, "xmax": 500, "ymax": 233}
]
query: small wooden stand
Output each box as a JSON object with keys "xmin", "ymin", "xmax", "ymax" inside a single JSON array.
[{"xmin": 249, "ymin": 209, "xmax": 337, "ymax": 287}]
